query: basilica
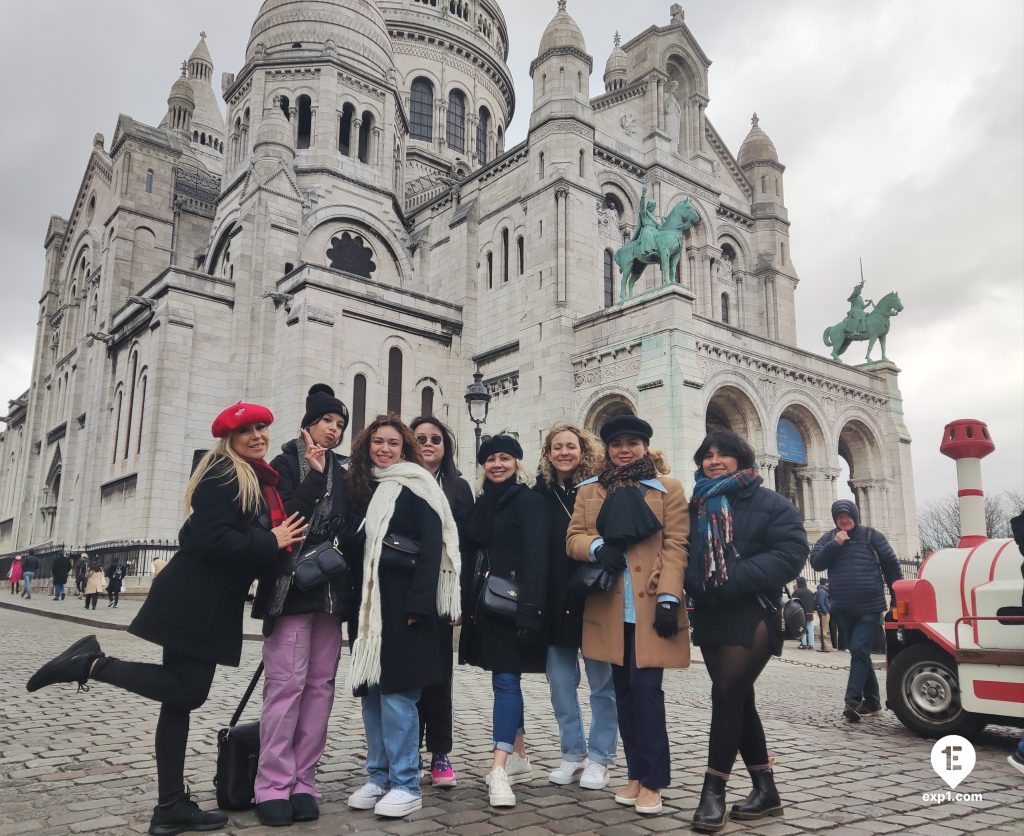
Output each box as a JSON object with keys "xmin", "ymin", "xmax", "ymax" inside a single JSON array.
[{"xmin": 0, "ymin": 1, "xmax": 919, "ymax": 558}]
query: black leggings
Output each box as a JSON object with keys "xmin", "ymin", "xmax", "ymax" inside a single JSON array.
[
  {"xmin": 107, "ymin": 589, "xmax": 120, "ymax": 605},
  {"xmin": 702, "ymin": 619, "xmax": 773, "ymax": 776},
  {"xmin": 418, "ymin": 622, "xmax": 455, "ymax": 755},
  {"xmin": 93, "ymin": 648, "xmax": 216, "ymax": 803}
]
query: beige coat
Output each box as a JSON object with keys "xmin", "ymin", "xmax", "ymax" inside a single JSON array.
[
  {"xmin": 567, "ymin": 478, "xmax": 690, "ymax": 669},
  {"xmin": 84, "ymin": 570, "xmax": 107, "ymax": 595}
]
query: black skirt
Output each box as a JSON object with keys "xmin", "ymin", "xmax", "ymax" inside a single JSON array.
[{"xmin": 691, "ymin": 593, "xmax": 783, "ymax": 656}]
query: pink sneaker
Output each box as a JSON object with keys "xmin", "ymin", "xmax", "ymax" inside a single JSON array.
[{"xmin": 431, "ymin": 753, "xmax": 457, "ymax": 788}]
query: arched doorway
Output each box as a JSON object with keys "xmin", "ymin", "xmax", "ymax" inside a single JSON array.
[
  {"xmin": 585, "ymin": 395, "xmax": 635, "ymax": 437},
  {"xmin": 774, "ymin": 404, "xmax": 827, "ymax": 522},
  {"xmin": 838, "ymin": 418, "xmax": 884, "ymax": 525},
  {"xmin": 705, "ymin": 384, "xmax": 763, "ymax": 442}
]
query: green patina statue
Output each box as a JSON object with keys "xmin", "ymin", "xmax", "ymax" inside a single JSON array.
[
  {"xmin": 614, "ymin": 185, "xmax": 701, "ymax": 299},
  {"xmin": 823, "ymin": 279, "xmax": 904, "ymax": 363}
]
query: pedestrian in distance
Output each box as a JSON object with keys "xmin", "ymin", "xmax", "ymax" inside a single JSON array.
[
  {"xmin": 344, "ymin": 415, "xmax": 462, "ymax": 819},
  {"xmin": 534, "ymin": 422, "xmax": 618, "ymax": 791},
  {"xmin": 51, "ymin": 552, "xmax": 72, "ymax": 601},
  {"xmin": 460, "ymin": 433, "xmax": 550, "ymax": 809},
  {"xmin": 249, "ymin": 384, "xmax": 358, "ymax": 827},
  {"xmin": 84, "ymin": 561, "xmax": 107, "ymax": 610},
  {"xmin": 8, "ymin": 554, "xmax": 23, "ymax": 595},
  {"xmin": 75, "ymin": 553, "xmax": 89, "ymax": 597},
  {"xmin": 410, "ymin": 415, "xmax": 474, "ymax": 790},
  {"xmin": 815, "ymin": 577, "xmax": 832, "ymax": 652},
  {"xmin": 567, "ymin": 415, "xmax": 690, "ymax": 817},
  {"xmin": 26, "ymin": 402, "xmax": 307, "ymax": 836},
  {"xmin": 21, "ymin": 552, "xmax": 40, "ymax": 599},
  {"xmin": 809, "ymin": 499, "xmax": 903, "ymax": 723},
  {"xmin": 152, "ymin": 556, "xmax": 168, "ymax": 576},
  {"xmin": 793, "ymin": 577, "xmax": 816, "ymax": 649},
  {"xmin": 684, "ymin": 430, "xmax": 808, "ymax": 832},
  {"xmin": 106, "ymin": 561, "xmax": 126, "ymax": 607}
]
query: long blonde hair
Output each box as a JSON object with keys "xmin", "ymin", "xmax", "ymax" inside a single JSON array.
[
  {"xmin": 182, "ymin": 436, "xmax": 262, "ymax": 518},
  {"xmin": 537, "ymin": 422, "xmax": 604, "ymax": 487}
]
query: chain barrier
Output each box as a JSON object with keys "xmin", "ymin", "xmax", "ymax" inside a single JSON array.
[{"xmin": 774, "ymin": 650, "xmax": 884, "ymax": 671}]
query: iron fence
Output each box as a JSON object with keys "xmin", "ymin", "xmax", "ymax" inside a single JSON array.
[{"xmin": 1, "ymin": 540, "xmax": 178, "ymax": 586}]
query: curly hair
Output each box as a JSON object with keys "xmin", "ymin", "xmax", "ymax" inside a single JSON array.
[
  {"xmin": 346, "ymin": 414, "xmax": 426, "ymax": 510},
  {"xmin": 536, "ymin": 422, "xmax": 604, "ymax": 487}
]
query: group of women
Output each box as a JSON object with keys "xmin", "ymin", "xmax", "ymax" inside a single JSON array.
[{"xmin": 26, "ymin": 385, "xmax": 808, "ymax": 835}]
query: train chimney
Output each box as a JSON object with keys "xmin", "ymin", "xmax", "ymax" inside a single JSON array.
[{"xmin": 939, "ymin": 418, "xmax": 995, "ymax": 548}]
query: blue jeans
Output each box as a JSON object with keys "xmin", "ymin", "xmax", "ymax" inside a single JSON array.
[
  {"xmin": 801, "ymin": 619, "xmax": 815, "ymax": 648},
  {"xmin": 546, "ymin": 646, "xmax": 618, "ymax": 764},
  {"xmin": 22, "ymin": 572, "xmax": 34, "ymax": 598},
  {"xmin": 361, "ymin": 686, "xmax": 422, "ymax": 794},
  {"xmin": 492, "ymin": 673, "xmax": 525, "ymax": 753},
  {"xmin": 833, "ymin": 610, "xmax": 881, "ymax": 706},
  {"xmin": 53, "ymin": 582, "xmax": 65, "ymax": 598}
]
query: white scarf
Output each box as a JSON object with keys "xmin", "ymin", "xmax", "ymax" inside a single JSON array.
[{"xmin": 348, "ymin": 461, "xmax": 462, "ymax": 690}]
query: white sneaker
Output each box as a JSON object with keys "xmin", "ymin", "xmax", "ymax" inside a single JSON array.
[
  {"xmin": 347, "ymin": 781, "xmax": 388, "ymax": 810},
  {"xmin": 504, "ymin": 751, "xmax": 533, "ymax": 785},
  {"xmin": 486, "ymin": 767, "xmax": 516, "ymax": 807},
  {"xmin": 579, "ymin": 759, "xmax": 610, "ymax": 790},
  {"xmin": 548, "ymin": 759, "xmax": 585, "ymax": 785},
  {"xmin": 374, "ymin": 788, "xmax": 422, "ymax": 818}
]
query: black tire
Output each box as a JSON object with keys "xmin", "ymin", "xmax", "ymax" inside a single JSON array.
[{"xmin": 886, "ymin": 641, "xmax": 986, "ymax": 739}]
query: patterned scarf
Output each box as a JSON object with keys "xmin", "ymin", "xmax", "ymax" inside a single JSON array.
[
  {"xmin": 691, "ymin": 466, "xmax": 760, "ymax": 587},
  {"xmin": 245, "ymin": 457, "xmax": 289, "ymax": 548},
  {"xmin": 597, "ymin": 454, "xmax": 657, "ymax": 495}
]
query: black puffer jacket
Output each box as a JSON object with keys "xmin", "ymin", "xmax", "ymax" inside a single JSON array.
[{"xmin": 810, "ymin": 505, "xmax": 902, "ymax": 616}]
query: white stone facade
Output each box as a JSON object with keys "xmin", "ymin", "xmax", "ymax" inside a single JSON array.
[{"xmin": 0, "ymin": 1, "xmax": 919, "ymax": 559}]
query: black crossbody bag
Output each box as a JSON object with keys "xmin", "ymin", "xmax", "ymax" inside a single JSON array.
[{"xmin": 214, "ymin": 662, "xmax": 263, "ymax": 810}]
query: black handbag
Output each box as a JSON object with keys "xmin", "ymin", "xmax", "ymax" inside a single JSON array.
[
  {"xmin": 480, "ymin": 573, "xmax": 521, "ymax": 620},
  {"xmin": 214, "ymin": 662, "xmax": 263, "ymax": 810},
  {"xmin": 567, "ymin": 562, "xmax": 618, "ymax": 596},
  {"xmin": 758, "ymin": 591, "xmax": 806, "ymax": 641},
  {"xmin": 293, "ymin": 538, "xmax": 348, "ymax": 592},
  {"xmin": 379, "ymin": 532, "xmax": 419, "ymax": 571}
]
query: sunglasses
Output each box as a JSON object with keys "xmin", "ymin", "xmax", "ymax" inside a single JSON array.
[{"xmin": 416, "ymin": 434, "xmax": 443, "ymax": 446}]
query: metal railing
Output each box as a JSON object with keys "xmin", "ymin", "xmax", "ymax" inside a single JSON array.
[{"xmin": 1, "ymin": 539, "xmax": 178, "ymax": 585}]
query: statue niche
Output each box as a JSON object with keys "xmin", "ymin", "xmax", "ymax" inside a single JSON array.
[{"xmin": 327, "ymin": 232, "xmax": 377, "ymax": 279}]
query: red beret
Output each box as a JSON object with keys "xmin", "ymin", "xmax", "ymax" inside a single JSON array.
[{"xmin": 211, "ymin": 402, "xmax": 274, "ymax": 438}]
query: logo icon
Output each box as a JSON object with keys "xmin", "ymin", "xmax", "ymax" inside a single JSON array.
[{"xmin": 930, "ymin": 735, "xmax": 975, "ymax": 790}]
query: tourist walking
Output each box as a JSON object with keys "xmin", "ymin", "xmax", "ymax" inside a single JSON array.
[
  {"xmin": 21, "ymin": 552, "xmax": 40, "ymax": 599},
  {"xmin": 460, "ymin": 434, "xmax": 550, "ymax": 809},
  {"xmin": 27, "ymin": 402, "xmax": 306, "ymax": 836},
  {"xmin": 815, "ymin": 578, "xmax": 832, "ymax": 652},
  {"xmin": 75, "ymin": 553, "xmax": 89, "ymax": 597},
  {"xmin": 251, "ymin": 384, "xmax": 357, "ymax": 826},
  {"xmin": 567, "ymin": 416, "xmax": 690, "ymax": 817},
  {"xmin": 792, "ymin": 578, "xmax": 816, "ymax": 649},
  {"xmin": 106, "ymin": 561, "xmax": 126, "ymax": 607},
  {"xmin": 51, "ymin": 552, "xmax": 72, "ymax": 601},
  {"xmin": 534, "ymin": 423, "xmax": 617, "ymax": 791},
  {"xmin": 7, "ymin": 554, "xmax": 22, "ymax": 595},
  {"xmin": 410, "ymin": 415, "xmax": 474, "ymax": 789},
  {"xmin": 684, "ymin": 430, "xmax": 808, "ymax": 832},
  {"xmin": 83, "ymin": 561, "xmax": 107, "ymax": 610},
  {"xmin": 344, "ymin": 415, "xmax": 461, "ymax": 819},
  {"xmin": 810, "ymin": 499, "xmax": 903, "ymax": 722}
]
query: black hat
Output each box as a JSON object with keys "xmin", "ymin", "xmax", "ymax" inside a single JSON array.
[
  {"xmin": 477, "ymin": 433, "xmax": 524, "ymax": 465},
  {"xmin": 600, "ymin": 415, "xmax": 653, "ymax": 444},
  {"xmin": 301, "ymin": 384, "xmax": 350, "ymax": 433}
]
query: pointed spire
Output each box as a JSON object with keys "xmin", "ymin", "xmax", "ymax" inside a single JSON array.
[
  {"xmin": 558, "ymin": 0, "xmax": 567, "ymax": 11},
  {"xmin": 614, "ymin": 31, "xmax": 621, "ymax": 47},
  {"xmin": 751, "ymin": 112, "xmax": 759, "ymax": 128}
]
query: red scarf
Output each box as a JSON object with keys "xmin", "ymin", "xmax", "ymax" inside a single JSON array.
[{"xmin": 245, "ymin": 457, "xmax": 290, "ymax": 552}]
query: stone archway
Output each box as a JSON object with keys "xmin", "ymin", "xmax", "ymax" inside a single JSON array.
[
  {"xmin": 838, "ymin": 417, "xmax": 886, "ymax": 528},
  {"xmin": 774, "ymin": 403, "xmax": 828, "ymax": 524},
  {"xmin": 585, "ymin": 394, "xmax": 635, "ymax": 437},
  {"xmin": 705, "ymin": 384, "xmax": 764, "ymax": 445}
]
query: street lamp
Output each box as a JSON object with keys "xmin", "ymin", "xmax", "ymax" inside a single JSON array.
[{"xmin": 464, "ymin": 370, "xmax": 492, "ymax": 459}]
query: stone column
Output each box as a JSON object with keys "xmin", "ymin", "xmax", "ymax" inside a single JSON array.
[
  {"xmin": 656, "ymin": 79, "xmax": 664, "ymax": 131},
  {"xmin": 437, "ymin": 100, "xmax": 447, "ymax": 153},
  {"xmin": 735, "ymin": 274, "xmax": 744, "ymax": 329},
  {"xmin": 309, "ymin": 107, "xmax": 317, "ymax": 148},
  {"xmin": 764, "ymin": 276, "xmax": 776, "ymax": 340},
  {"xmin": 352, "ymin": 118, "xmax": 362, "ymax": 161},
  {"xmin": 704, "ymin": 255, "xmax": 714, "ymax": 318},
  {"xmin": 373, "ymin": 126, "xmax": 383, "ymax": 167}
]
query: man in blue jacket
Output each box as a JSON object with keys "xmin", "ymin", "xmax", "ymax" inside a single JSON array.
[{"xmin": 810, "ymin": 500, "xmax": 902, "ymax": 722}]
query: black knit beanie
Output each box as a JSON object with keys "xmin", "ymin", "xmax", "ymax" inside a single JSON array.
[{"xmin": 301, "ymin": 384, "xmax": 349, "ymax": 434}]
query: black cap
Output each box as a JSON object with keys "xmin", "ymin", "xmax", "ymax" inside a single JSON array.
[
  {"xmin": 300, "ymin": 384, "xmax": 349, "ymax": 434},
  {"xmin": 600, "ymin": 415, "xmax": 653, "ymax": 444},
  {"xmin": 477, "ymin": 433, "xmax": 524, "ymax": 465}
]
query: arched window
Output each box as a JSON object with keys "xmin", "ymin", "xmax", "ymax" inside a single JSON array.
[
  {"xmin": 447, "ymin": 90, "xmax": 466, "ymax": 153},
  {"xmin": 541, "ymin": 74, "xmax": 546, "ymax": 94},
  {"xmin": 123, "ymin": 352, "xmax": 139, "ymax": 459},
  {"xmin": 296, "ymin": 95, "xmax": 312, "ymax": 148},
  {"xmin": 410, "ymin": 78, "xmax": 434, "ymax": 141},
  {"xmin": 578, "ymin": 71, "xmax": 582, "ymax": 92},
  {"xmin": 111, "ymin": 388, "xmax": 124, "ymax": 464},
  {"xmin": 352, "ymin": 374, "xmax": 367, "ymax": 438},
  {"xmin": 539, "ymin": 152, "xmax": 545, "ymax": 179},
  {"xmin": 339, "ymin": 103, "xmax": 355, "ymax": 156},
  {"xmin": 501, "ymin": 228, "xmax": 509, "ymax": 282},
  {"xmin": 193, "ymin": 130, "xmax": 199, "ymax": 142},
  {"xmin": 603, "ymin": 249, "xmax": 614, "ymax": 307},
  {"xmin": 559, "ymin": 67, "xmax": 565, "ymax": 87},
  {"xmin": 145, "ymin": 169, "xmax": 154, "ymax": 193},
  {"xmin": 721, "ymin": 292, "xmax": 730, "ymax": 324},
  {"xmin": 421, "ymin": 387, "xmax": 434, "ymax": 417},
  {"xmin": 517, "ymin": 235, "xmax": 524, "ymax": 275},
  {"xmin": 486, "ymin": 252, "xmax": 493, "ymax": 289},
  {"xmin": 279, "ymin": 96, "xmax": 291, "ymax": 121},
  {"xmin": 760, "ymin": 175, "xmax": 766, "ymax": 193},
  {"xmin": 387, "ymin": 347, "xmax": 403, "ymax": 416},
  {"xmin": 477, "ymin": 106, "xmax": 490, "ymax": 165},
  {"xmin": 358, "ymin": 111, "xmax": 374, "ymax": 163},
  {"xmin": 579, "ymin": 149, "xmax": 585, "ymax": 177},
  {"xmin": 496, "ymin": 125, "xmax": 504, "ymax": 155}
]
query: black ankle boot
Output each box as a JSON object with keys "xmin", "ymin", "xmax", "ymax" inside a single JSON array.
[
  {"xmin": 26, "ymin": 635, "xmax": 103, "ymax": 692},
  {"xmin": 691, "ymin": 773, "xmax": 727, "ymax": 832},
  {"xmin": 730, "ymin": 768, "xmax": 782, "ymax": 820},
  {"xmin": 148, "ymin": 792, "xmax": 228, "ymax": 836}
]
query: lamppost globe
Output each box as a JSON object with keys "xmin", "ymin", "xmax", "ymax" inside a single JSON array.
[{"xmin": 464, "ymin": 371, "xmax": 492, "ymax": 457}]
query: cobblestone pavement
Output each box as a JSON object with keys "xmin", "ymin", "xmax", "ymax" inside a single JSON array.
[{"xmin": 2, "ymin": 605, "xmax": 1021, "ymax": 836}]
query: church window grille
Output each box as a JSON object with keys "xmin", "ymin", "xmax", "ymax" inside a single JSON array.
[
  {"xmin": 326, "ymin": 231, "xmax": 376, "ymax": 278},
  {"xmin": 339, "ymin": 104, "xmax": 354, "ymax": 156},
  {"xmin": 517, "ymin": 236, "xmax": 524, "ymax": 275},
  {"xmin": 486, "ymin": 252, "xmax": 493, "ymax": 289},
  {"xmin": 447, "ymin": 90, "xmax": 466, "ymax": 153},
  {"xmin": 477, "ymin": 107, "xmax": 490, "ymax": 165},
  {"xmin": 145, "ymin": 169, "xmax": 153, "ymax": 193},
  {"xmin": 603, "ymin": 249, "xmax": 614, "ymax": 307},
  {"xmin": 358, "ymin": 111, "xmax": 373, "ymax": 163},
  {"xmin": 410, "ymin": 78, "xmax": 434, "ymax": 141},
  {"xmin": 352, "ymin": 375, "xmax": 367, "ymax": 437},
  {"xmin": 421, "ymin": 387, "xmax": 434, "ymax": 417},
  {"xmin": 501, "ymin": 229, "xmax": 509, "ymax": 282},
  {"xmin": 387, "ymin": 347, "xmax": 403, "ymax": 416},
  {"xmin": 296, "ymin": 95, "xmax": 312, "ymax": 149},
  {"xmin": 721, "ymin": 292, "xmax": 730, "ymax": 324}
]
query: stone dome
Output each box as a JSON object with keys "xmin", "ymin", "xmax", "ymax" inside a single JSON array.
[
  {"xmin": 538, "ymin": 0, "xmax": 587, "ymax": 57},
  {"xmin": 253, "ymin": 100, "xmax": 295, "ymax": 160},
  {"xmin": 246, "ymin": 0, "xmax": 394, "ymax": 81},
  {"xmin": 603, "ymin": 32, "xmax": 627, "ymax": 84},
  {"xmin": 737, "ymin": 113, "xmax": 779, "ymax": 167},
  {"xmin": 168, "ymin": 70, "xmax": 195, "ymax": 108}
]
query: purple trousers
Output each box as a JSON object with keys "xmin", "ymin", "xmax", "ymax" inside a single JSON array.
[{"xmin": 254, "ymin": 612, "xmax": 343, "ymax": 802}]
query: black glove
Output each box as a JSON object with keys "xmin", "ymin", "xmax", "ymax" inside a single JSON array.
[
  {"xmin": 515, "ymin": 626, "xmax": 540, "ymax": 643},
  {"xmin": 653, "ymin": 600, "xmax": 680, "ymax": 638},
  {"xmin": 593, "ymin": 542, "xmax": 627, "ymax": 573}
]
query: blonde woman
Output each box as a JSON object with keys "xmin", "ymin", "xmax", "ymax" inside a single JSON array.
[
  {"xmin": 27, "ymin": 403, "xmax": 306, "ymax": 835},
  {"xmin": 534, "ymin": 424, "xmax": 617, "ymax": 790}
]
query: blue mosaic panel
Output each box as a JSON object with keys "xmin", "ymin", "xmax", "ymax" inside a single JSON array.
[{"xmin": 777, "ymin": 417, "xmax": 807, "ymax": 464}]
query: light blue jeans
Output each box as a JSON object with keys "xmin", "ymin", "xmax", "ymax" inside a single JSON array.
[
  {"xmin": 492, "ymin": 672, "xmax": 525, "ymax": 753},
  {"xmin": 361, "ymin": 685, "xmax": 422, "ymax": 794},
  {"xmin": 546, "ymin": 646, "xmax": 618, "ymax": 765},
  {"xmin": 801, "ymin": 619, "xmax": 815, "ymax": 648},
  {"xmin": 21, "ymin": 572, "xmax": 34, "ymax": 598}
]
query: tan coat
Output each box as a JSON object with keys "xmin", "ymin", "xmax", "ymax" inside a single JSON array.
[
  {"xmin": 567, "ymin": 478, "xmax": 690, "ymax": 669},
  {"xmin": 84, "ymin": 570, "xmax": 107, "ymax": 595}
]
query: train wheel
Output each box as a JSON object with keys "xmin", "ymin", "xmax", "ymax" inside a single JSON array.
[{"xmin": 886, "ymin": 642, "xmax": 986, "ymax": 739}]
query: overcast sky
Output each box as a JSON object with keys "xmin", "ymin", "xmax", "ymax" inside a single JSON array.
[{"xmin": 0, "ymin": 1, "xmax": 1020, "ymax": 511}]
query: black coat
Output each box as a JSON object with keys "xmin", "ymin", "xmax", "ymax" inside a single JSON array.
[
  {"xmin": 372, "ymin": 487, "xmax": 446, "ymax": 694},
  {"xmin": 22, "ymin": 555, "xmax": 40, "ymax": 573},
  {"xmin": 459, "ymin": 483, "xmax": 550, "ymax": 674},
  {"xmin": 105, "ymin": 564, "xmax": 126, "ymax": 593},
  {"xmin": 129, "ymin": 461, "xmax": 280, "ymax": 666},
  {"xmin": 809, "ymin": 524, "xmax": 902, "ymax": 615},
  {"xmin": 793, "ymin": 586, "xmax": 816, "ymax": 616},
  {"xmin": 51, "ymin": 555, "xmax": 71, "ymax": 585},
  {"xmin": 684, "ymin": 481, "xmax": 808, "ymax": 650},
  {"xmin": 534, "ymin": 479, "xmax": 586, "ymax": 648},
  {"xmin": 252, "ymin": 441, "xmax": 359, "ymax": 626}
]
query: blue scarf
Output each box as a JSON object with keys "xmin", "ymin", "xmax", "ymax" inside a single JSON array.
[{"xmin": 691, "ymin": 467, "xmax": 760, "ymax": 588}]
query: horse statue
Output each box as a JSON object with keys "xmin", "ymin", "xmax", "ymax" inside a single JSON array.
[
  {"xmin": 823, "ymin": 290, "xmax": 903, "ymax": 363},
  {"xmin": 614, "ymin": 197, "xmax": 701, "ymax": 299}
]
